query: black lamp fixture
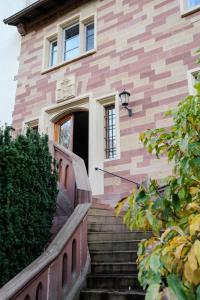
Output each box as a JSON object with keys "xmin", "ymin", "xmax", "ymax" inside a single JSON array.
[{"xmin": 119, "ymin": 89, "xmax": 132, "ymax": 117}]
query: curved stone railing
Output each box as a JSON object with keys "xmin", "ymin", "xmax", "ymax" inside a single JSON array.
[
  {"xmin": 51, "ymin": 142, "xmax": 92, "ymax": 235},
  {"xmin": 0, "ymin": 142, "xmax": 92, "ymax": 300},
  {"xmin": 0, "ymin": 203, "xmax": 91, "ymax": 300}
]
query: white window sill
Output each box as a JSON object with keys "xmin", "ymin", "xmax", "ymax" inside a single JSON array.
[
  {"xmin": 181, "ymin": 4, "xmax": 200, "ymax": 17},
  {"xmin": 104, "ymin": 155, "xmax": 120, "ymax": 163},
  {"xmin": 41, "ymin": 49, "xmax": 96, "ymax": 75}
]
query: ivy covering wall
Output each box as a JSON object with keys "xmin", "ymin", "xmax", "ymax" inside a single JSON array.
[{"xmin": 0, "ymin": 127, "xmax": 58, "ymax": 287}]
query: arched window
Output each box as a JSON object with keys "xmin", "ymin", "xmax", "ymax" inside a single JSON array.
[
  {"xmin": 35, "ymin": 282, "xmax": 43, "ymax": 300},
  {"xmin": 62, "ymin": 253, "xmax": 68, "ymax": 288},
  {"xmin": 24, "ymin": 295, "xmax": 31, "ymax": 300},
  {"xmin": 54, "ymin": 115, "xmax": 73, "ymax": 150},
  {"xmin": 72, "ymin": 239, "xmax": 77, "ymax": 275}
]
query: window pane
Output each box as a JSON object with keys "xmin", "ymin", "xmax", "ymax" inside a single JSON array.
[
  {"xmin": 86, "ymin": 23, "xmax": 94, "ymax": 37},
  {"xmin": 187, "ymin": 0, "xmax": 200, "ymax": 8},
  {"xmin": 65, "ymin": 35, "xmax": 79, "ymax": 51},
  {"xmin": 86, "ymin": 23, "xmax": 94, "ymax": 51},
  {"xmin": 105, "ymin": 105, "xmax": 116, "ymax": 159},
  {"xmin": 64, "ymin": 47, "xmax": 80, "ymax": 60},
  {"xmin": 64, "ymin": 24, "xmax": 79, "ymax": 60},
  {"xmin": 86, "ymin": 36, "xmax": 94, "ymax": 51},
  {"xmin": 49, "ymin": 40, "xmax": 57, "ymax": 67},
  {"xmin": 59, "ymin": 118, "xmax": 72, "ymax": 149}
]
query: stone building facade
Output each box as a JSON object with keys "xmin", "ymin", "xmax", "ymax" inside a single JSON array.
[{"xmin": 5, "ymin": 0, "xmax": 200, "ymax": 196}]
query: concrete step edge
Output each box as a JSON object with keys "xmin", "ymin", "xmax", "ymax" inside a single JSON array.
[
  {"xmin": 88, "ymin": 230, "xmax": 153, "ymax": 234},
  {"xmin": 88, "ymin": 240, "xmax": 143, "ymax": 244},
  {"xmin": 81, "ymin": 289, "xmax": 145, "ymax": 295},
  {"xmin": 90, "ymin": 250, "xmax": 137, "ymax": 254},
  {"xmin": 87, "ymin": 274, "xmax": 139, "ymax": 279},
  {"xmin": 91, "ymin": 262, "xmax": 137, "ymax": 265}
]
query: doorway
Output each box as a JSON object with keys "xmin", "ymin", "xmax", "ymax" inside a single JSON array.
[{"xmin": 55, "ymin": 111, "xmax": 89, "ymax": 171}]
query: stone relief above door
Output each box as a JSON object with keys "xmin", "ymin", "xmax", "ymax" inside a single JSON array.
[{"xmin": 56, "ymin": 77, "xmax": 75, "ymax": 103}]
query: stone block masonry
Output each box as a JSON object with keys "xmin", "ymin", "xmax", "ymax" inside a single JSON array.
[{"xmin": 12, "ymin": 0, "xmax": 200, "ymax": 195}]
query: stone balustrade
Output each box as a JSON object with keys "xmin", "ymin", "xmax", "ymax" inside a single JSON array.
[{"xmin": 0, "ymin": 142, "xmax": 92, "ymax": 300}]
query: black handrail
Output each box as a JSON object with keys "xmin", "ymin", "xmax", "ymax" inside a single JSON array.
[
  {"xmin": 95, "ymin": 167, "xmax": 140, "ymax": 188},
  {"xmin": 95, "ymin": 167, "xmax": 168, "ymax": 194}
]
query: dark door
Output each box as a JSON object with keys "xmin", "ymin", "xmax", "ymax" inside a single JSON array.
[{"xmin": 73, "ymin": 111, "xmax": 89, "ymax": 172}]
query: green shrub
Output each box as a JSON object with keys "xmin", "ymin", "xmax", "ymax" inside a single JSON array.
[{"xmin": 0, "ymin": 127, "xmax": 58, "ymax": 287}]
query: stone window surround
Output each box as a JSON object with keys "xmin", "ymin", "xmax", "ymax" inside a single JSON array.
[
  {"xmin": 187, "ymin": 67, "xmax": 200, "ymax": 94},
  {"xmin": 23, "ymin": 118, "xmax": 40, "ymax": 133},
  {"xmin": 24, "ymin": 93, "xmax": 120, "ymax": 195},
  {"xmin": 41, "ymin": 13, "xmax": 97, "ymax": 74},
  {"xmin": 180, "ymin": 0, "xmax": 200, "ymax": 16}
]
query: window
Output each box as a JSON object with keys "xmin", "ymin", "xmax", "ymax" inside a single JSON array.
[
  {"xmin": 104, "ymin": 105, "xmax": 116, "ymax": 159},
  {"xmin": 188, "ymin": 68, "xmax": 200, "ymax": 94},
  {"xmin": 49, "ymin": 40, "xmax": 57, "ymax": 67},
  {"xmin": 63, "ymin": 24, "xmax": 80, "ymax": 61},
  {"xmin": 85, "ymin": 22, "xmax": 94, "ymax": 51},
  {"xmin": 181, "ymin": 0, "xmax": 200, "ymax": 14},
  {"xmin": 43, "ymin": 15, "xmax": 95, "ymax": 71},
  {"xmin": 187, "ymin": 0, "xmax": 200, "ymax": 8},
  {"xmin": 59, "ymin": 117, "xmax": 73, "ymax": 149},
  {"xmin": 25, "ymin": 119, "xmax": 39, "ymax": 132}
]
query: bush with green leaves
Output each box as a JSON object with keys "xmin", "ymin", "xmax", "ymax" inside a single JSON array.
[
  {"xmin": 0, "ymin": 127, "xmax": 58, "ymax": 287},
  {"xmin": 115, "ymin": 65, "xmax": 200, "ymax": 299}
]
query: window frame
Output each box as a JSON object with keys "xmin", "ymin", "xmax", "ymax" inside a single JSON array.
[
  {"xmin": 63, "ymin": 22, "xmax": 80, "ymax": 62},
  {"xmin": 84, "ymin": 21, "xmax": 95, "ymax": 52},
  {"xmin": 42, "ymin": 14, "xmax": 96, "ymax": 73},
  {"xmin": 180, "ymin": 0, "xmax": 200, "ymax": 16},
  {"xmin": 49, "ymin": 39, "xmax": 58, "ymax": 67},
  {"xmin": 104, "ymin": 104, "xmax": 117, "ymax": 160},
  {"xmin": 96, "ymin": 94, "xmax": 120, "ymax": 162},
  {"xmin": 23, "ymin": 118, "xmax": 39, "ymax": 133},
  {"xmin": 54, "ymin": 114, "xmax": 74, "ymax": 151},
  {"xmin": 187, "ymin": 67, "xmax": 200, "ymax": 94}
]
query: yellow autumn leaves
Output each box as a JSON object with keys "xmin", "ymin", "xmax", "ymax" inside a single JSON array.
[{"xmin": 184, "ymin": 240, "xmax": 200, "ymax": 286}]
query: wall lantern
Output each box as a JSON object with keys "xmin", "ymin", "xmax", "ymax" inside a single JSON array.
[{"xmin": 119, "ymin": 89, "xmax": 132, "ymax": 117}]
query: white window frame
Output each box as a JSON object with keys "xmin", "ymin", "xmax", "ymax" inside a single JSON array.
[
  {"xmin": 104, "ymin": 104, "xmax": 117, "ymax": 160},
  {"xmin": 23, "ymin": 118, "xmax": 40, "ymax": 134},
  {"xmin": 49, "ymin": 39, "xmax": 58, "ymax": 67},
  {"xmin": 82, "ymin": 17, "xmax": 95, "ymax": 53},
  {"xmin": 96, "ymin": 94, "xmax": 120, "ymax": 162},
  {"xmin": 42, "ymin": 14, "xmax": 96, "ymax": 73},
  {"xmin": 187, "ymin": 67, "xmax": 200, "ymax": 94},
  {"xmin": 63, "ymin": 22, "xmax": 80, "ymax": 62},
  {"xmin": 180, "ymin": 0, "xmax": 200, "ymax": 16}
]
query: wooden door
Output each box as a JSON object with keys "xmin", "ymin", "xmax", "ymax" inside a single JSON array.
[{"xmin": 54, "ymin": 114, "xmax": 74, "ymax": 150}]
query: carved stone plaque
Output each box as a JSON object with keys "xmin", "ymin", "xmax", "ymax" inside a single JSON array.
[{"xmin": 56, "ymin": 77, "xmax": 75, "ymax": 103}]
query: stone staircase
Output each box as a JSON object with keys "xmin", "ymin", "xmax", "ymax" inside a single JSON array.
[{"xmin": 80, "ymin": 202, "xmax": 151, "ymax": 300}]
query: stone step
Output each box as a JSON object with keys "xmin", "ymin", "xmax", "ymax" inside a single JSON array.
[
  {"xmin": 89, "ymin": 240, "xmax": 140, "ymax": 251},
  {"xmin": 80, "ymin": 289, "xmax": 145, "ymax": 300},
  {"xmin": 88, "ymin": 231, "xmax": 152, "ymax": 242},
  {"xmin": 86, "ymin": 274, "xmax": 141, "ymax": 290},
  {"xmin": 91, "ymin": 200, "xmax": 112, "ymax": 210},
  {"xmin": 89, "ymin": 207, "xmax": 118, "ymax": 216},
  {"xmin": 88, "ymin": 223, "xmax": 127, "ymax": 232},
  {"xmin": 91, "ymin": 262, "xmax": 138, "ymax": 274},
  {"xmin": 88, "ymin": 215, "xmax": 123, "ymax": 224},
  {"xmin": 90, "ymin": 250, "xmax": 137, "ymax": 263}
]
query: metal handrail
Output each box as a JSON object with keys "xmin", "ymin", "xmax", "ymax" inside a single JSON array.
[
  {"xmin": 95, "ymin": 167, "xmax": 168, "ymax": 194},
  {"xmin": 95, "ymin": 167, "xmax": 140, "ymax": 188}
]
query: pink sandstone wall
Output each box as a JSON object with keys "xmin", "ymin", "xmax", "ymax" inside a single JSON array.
[{"xmin": 13, "ymin": 0, "xmax": 200, "ymax": 195}]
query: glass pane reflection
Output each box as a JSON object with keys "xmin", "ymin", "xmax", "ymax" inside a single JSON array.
[{"xmin": 59, "ymin": 118, "xmax": 72, "ymax": 149}]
